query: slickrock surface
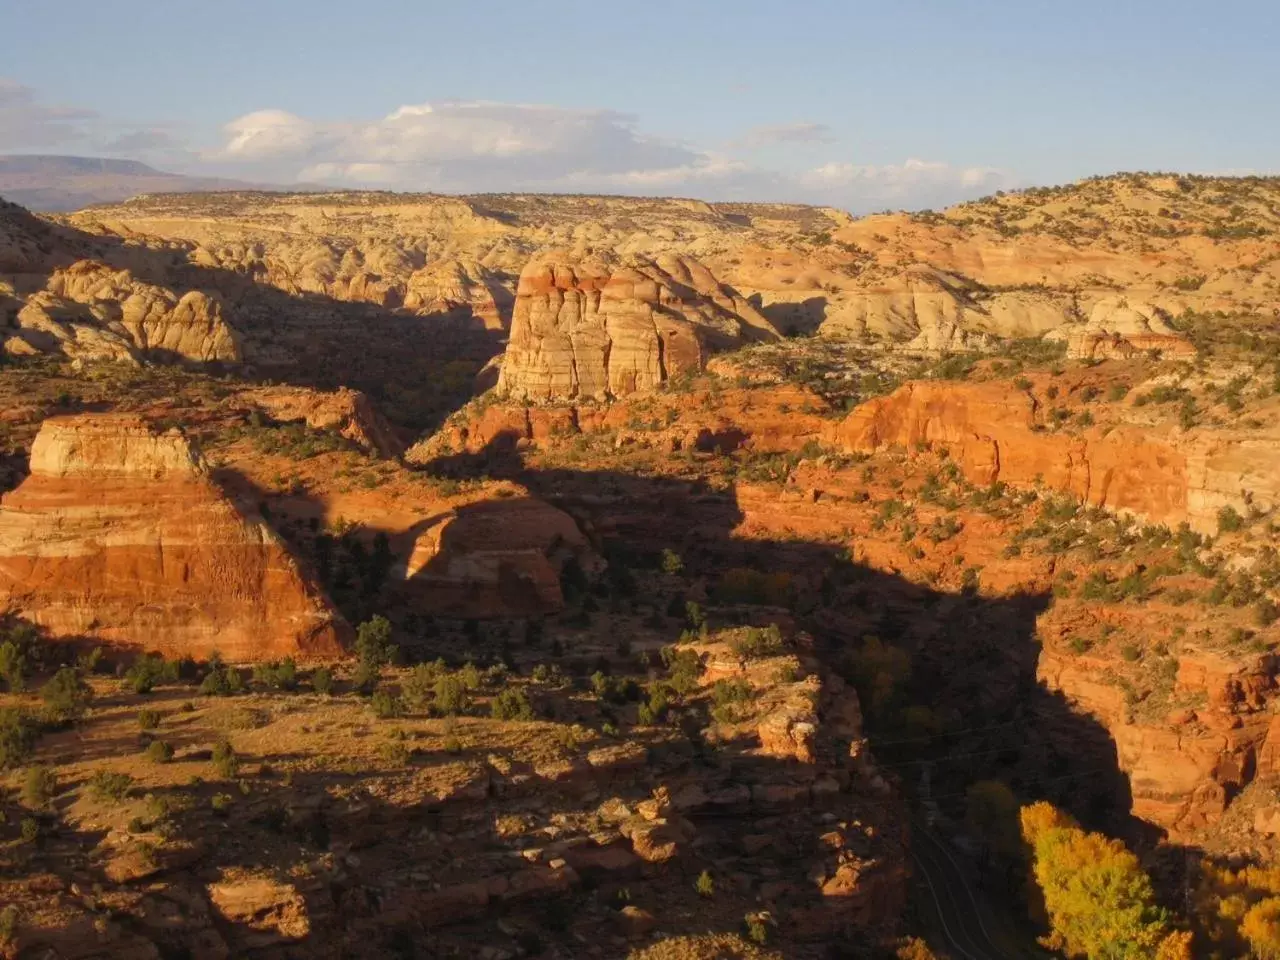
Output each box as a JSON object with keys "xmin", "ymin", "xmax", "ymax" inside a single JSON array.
[{"xmin": 0, "ymin": 415, "xmax": 345, "ymax": 659}]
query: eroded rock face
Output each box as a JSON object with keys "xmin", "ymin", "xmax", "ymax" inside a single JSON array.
[
  {"xmin": 240, "ymin": 386, "xmax": 404, "ymax": 458},
  {"xmin": 396, "ymin": 496, "xmax": 590, "ymax": 618},
  {"xmin": 497, "ymin": 252, "xmax": 779, "ymax": 401},
  {"xmin": 6, "ymin": 261, "xmax": 239, "ymax": 364},
  {"xmin": 1047, "ymin": 296, "xmax": 1196, "ymax": 360},
  {"xmin": 829, "ymin": 379, "xmax": 1280, "ymax": 534},
  {"xmin": 0, "ymin": 415, "xmax": 345, "ymax": 660}
]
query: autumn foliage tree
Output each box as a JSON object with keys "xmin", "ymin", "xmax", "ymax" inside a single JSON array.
[{"xmin": 1020, "ymin": 801, "xmax": 1190, "ymax": 959}]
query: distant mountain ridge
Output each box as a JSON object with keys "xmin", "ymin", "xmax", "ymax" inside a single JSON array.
[{"xmin": 0, "ymin": 154, "xmax": 291, "ymax": 212}]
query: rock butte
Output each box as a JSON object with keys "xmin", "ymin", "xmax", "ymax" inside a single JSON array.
[
  {"xmin": 497, "ymin": 252, "xmax": 779, "ymax": 401},
  {"xmin": 0, "ymin": 414, "xmax": 346, "ymax": 660}
]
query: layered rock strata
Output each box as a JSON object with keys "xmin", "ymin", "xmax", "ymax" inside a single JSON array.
[
  {"xmin": 0, "ymin": 415, "xmax": 344, "ymax": 659},
  {"xmin": 497, "ymin": 252, "xmax": 779, "ymax": 401}
]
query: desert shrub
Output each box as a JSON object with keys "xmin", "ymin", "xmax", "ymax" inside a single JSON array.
[
  {"xmin": 433, "ymin": 675, "xmax": 470, "ymax": 716},
  {"xmin": 0, "ymin": 640, "xmax": 27, "ymax": 692},
  {"xmin": 402, "ymin": 660, "xmax": 444, "ymax": 710},
  {"xmin": 661, "ymin": 646, "xmax": 702, "ymax": 697},
  {"xmin": 123, "ymin": 653, "xmax": 178, "ymax": 694},
  {"xmin": 22, "ymin": 765, "xmax": 56, "ymax": 809},
  {"xmin": 1218, "ymin": 505, "xmax": 1245, "ymax": 533},
  {"xmin": 137, "ymin": 708, "xmax": 162, "ymax": 731},
  {"xmin": 88, "ymin": 770, "xmax": 134, "ymax": 804},
  {"xmin": 710, "ymin": 678, "xmax": 753, "ymax": 724},
  {"xmin": 491, "ymin": 688, "xmax": 534, "ymax": 721},
  {"xmin": 211, "ymin": 793, "xmax": 233, "ymax": 816},
  {"xmin": 211, "ymin": 739, "xmax": 239, "ymax": 778},
  {"xmin": 20, "ymin": 817, "xmax": 39, "ymax": 843},
  {"xmin": 355, "ymin": 615, "xmax": 396, "ymax": 670},
  {"xmin": 145, "ymin": 740, "xmax": 174, "ymax": 764},
  {"xmin": 458, "ymin": 662, "xmax": 482, "ymax": 691},
  {"xmin": 661, "ymin": 549, "xmax": 684, "ymax": 575},
  {"xmin": 695, "ymin": 870, "xmax": 715, "ymax": 897},
  {"xmin": 40, "ymin": 666, "xmax": 92, "ymax": 724},
  {"xmin": 252, "ymin": 658, "xmax": 298, "ymax": 691},
  {"xmin": 370, "ymin": 690, "xmax": 404, "ymax": 719},
  {"xmin": 199, "ymin": 662, "xmax": 245, "ymax": 697},
  {"xmin": 0, "ymin": 709, "xmax": 37, "ymax": 770},
  {"xmin": 730, "ymin": 624, "xmax": 784, "ymax": 660},
  {"xmin": 310, "ymin": 667, "xmax": 333, "ymax": 695}
]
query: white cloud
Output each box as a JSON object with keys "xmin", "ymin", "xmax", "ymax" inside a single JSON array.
[
  {"xmin": 212, "ymin": 100, "xmax": 703, "ymax": 192},
  {"xmin": 206, "ymin": 99, "xmax": 1013, "ymax": 211},
  {"xmin": 0, "ymin": 78, "xmax": 1015, "ymax": 212}
]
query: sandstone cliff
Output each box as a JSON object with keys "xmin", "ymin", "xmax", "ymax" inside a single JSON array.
[
  {"xmin": 497, "ymin": 252, "xmax": 778, "ymax": 401},
  {"xmin": 0, "ymin": 415, "xmax": 345, "ymax": 660},
  {"xmin": 830, "ymin": 379, "xmax": 1280, "ymax": 534}
]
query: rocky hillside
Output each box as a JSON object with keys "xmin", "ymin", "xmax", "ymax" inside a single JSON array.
[{"xmin": 2, "ymin": 174, "xmax": 1280, "ymax": 957}]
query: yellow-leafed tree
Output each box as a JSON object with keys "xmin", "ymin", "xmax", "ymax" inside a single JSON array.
[{"xmin": 1020, "ymin": 801, "xmax": 1186, "ymax": 959}]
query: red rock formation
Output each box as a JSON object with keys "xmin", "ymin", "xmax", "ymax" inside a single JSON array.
[
  {"xmin": 830, "ymin": 381, "xmax": 1193, "ymax": 527},
  {"xmin": 0, "ymin": 415, "xmax": 345, "ymax": 660}
]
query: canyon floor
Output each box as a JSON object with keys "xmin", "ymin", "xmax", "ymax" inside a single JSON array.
[{"xmin": 2, "ymin": 174, "xmax": 1280, "ymax": 958}]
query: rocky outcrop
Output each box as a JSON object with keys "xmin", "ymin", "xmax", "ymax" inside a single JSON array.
[
  {"xmin": 830, "ymin": 380, "xmax": 1280, "ymax": 533},
  {"xmin": 395, "ymin": 496, "xmax": 591, "ymax": 618},
  {"xmin": 241, "ymin": 386, "xmax": 404, "ymax": 458},
  {"xmin": 5, "ymin": 260, "xmax": 240, "ymax": 364},
  {"xmin": 0, "ymin": 415, "xmax": 345, "ymax": 660},
  {"xmin": 1046, "ymin": 296, "xmax": 1195, "ymax": 360},
  {"xmin": 1038, "ymin": 641, "xmax": 1280, "ymax": 838},
  {"xmin": 497, "ymin": 252, "xmax": 779, "ymax": 401},
  {"xmin": 819, "ymin": 267, "xmax": 1070, "ymax": 352}
]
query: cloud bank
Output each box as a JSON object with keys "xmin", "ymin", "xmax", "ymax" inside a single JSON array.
[{"xmin": 0, "ymin": 78, "xmax": 1013, "ymax": 212}]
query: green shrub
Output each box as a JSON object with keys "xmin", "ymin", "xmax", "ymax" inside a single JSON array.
[
  {"xmin": 1218, "ymin": 505, "xmax": 1245, "ymax": 534},
  {"xmin": 22, "ymin": 765, "xmax": 56, "ymax": 809},
  {"xmin": 20, "ymin": 817, "xmax": 39, "ymax": 844},
  {"xmin": 0, "ymin": 709, "xmax": 37, "ymax": 770},
  {"xmin": 402, "ymin": 660, "xmax": 443, "ymax": 710},
  {"xmin": 661, "ymin": 646, "xmax": 702, "ymax": 697},
  {"xmin": 491, "ymin": 688, "xmax": 535, "ymax": 721},
  {"xmin": 252, "ymin": 658, "xmax": 298, "ymax": 691},
  {"xmin": 211, "ymin": 739, "xmax": 239, "ymax": 779},
  {"xmin": 355, "ymin": 615, "xmax": 396, "ymax": 670},
  {"xmin": 730, "ymin": 624, "xmax": 784, "ymax": 660},
  {"xmin": 0, "ymin": 640, "xmax": 27, "ymax": 692},
  {"xmin": 88, "ymin": 770, "xmax": 134, "ymax": 804},
  {"xmin": 199, "ymin": 664, "xmax": 245, "ymax": 697},
  {"xmin": 137, "ymin": 708, "xmax": 161, "ymax": 731},
  {"xmin": 459, "ymin": 662, "xmax": 482, "ymax": 691},
  {"xmin": 211, "ymin": 793, "xmax": 233, "ymax": 816},
  {"xmin": 661, "ymin": 549, "xmax": 684, "ymax": 575},
  {"xmin": 145, "ymin": 740, "xmax": 174, "ymax": 764},
  {"xmin": 41, "ymin": 666, "xmax": 92, "ymax": 724},
  {"xmin": 370, "ymin": 690, "xmax": 404, "ymax": 719},
  {"xmin": 0, "ymin": 905, "xmax": 17, "ymax": 947},
  {"xmin": 434, "ymin": 675, "xmax": 470, "ymax": 716},
  {"xmin": 310, "ymin": 667, "xmax": 333, "ymax": 695},
  {"xmin": 123, "ymin": 653, "xmax": 177, "ymax": 694}
]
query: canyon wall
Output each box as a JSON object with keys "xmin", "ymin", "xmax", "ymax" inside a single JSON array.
[
  {"xmin": 0, "ymin": 415, "xmax": 346, "ymax": 660},
  {"xmin": 830, "ymin": 380, "xmax": 1280, "ymax": 534}
]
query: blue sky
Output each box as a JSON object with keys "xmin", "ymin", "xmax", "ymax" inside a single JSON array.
[{"xmin": 1, "ymin": 0, "xmax": 1277, "ymax": 211}]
